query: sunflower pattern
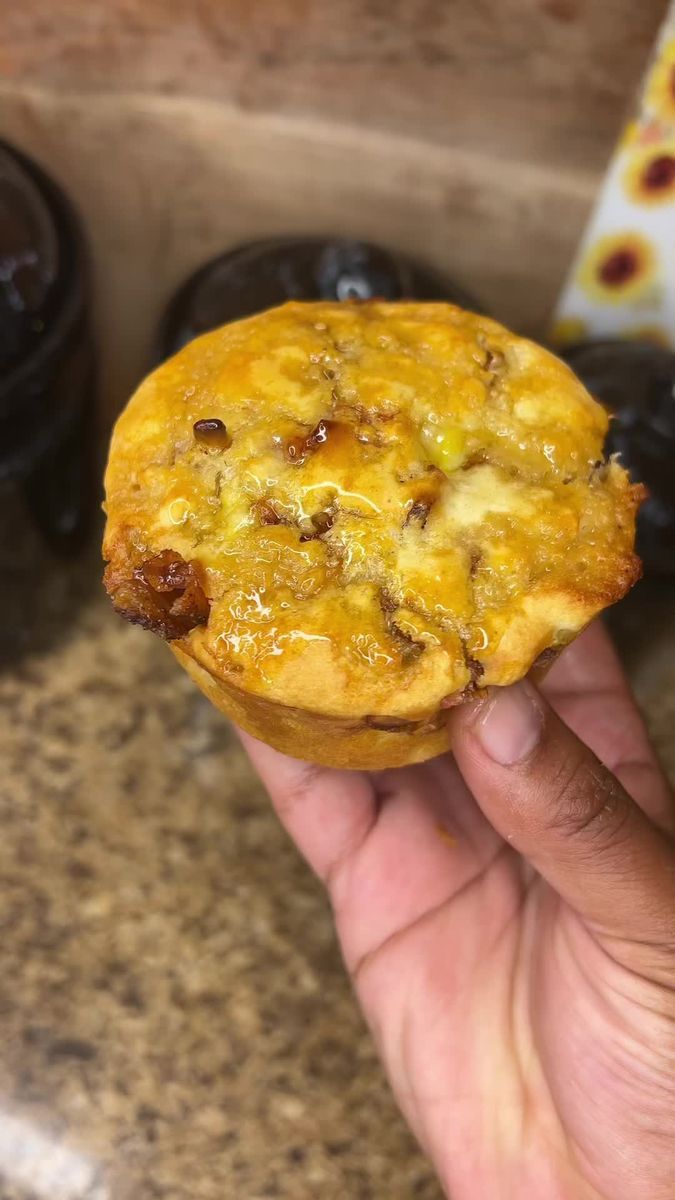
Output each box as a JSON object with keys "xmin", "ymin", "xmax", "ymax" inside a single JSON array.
[
  {"xmin": 578, "ymin": 232, "xmax": 657, "ymax": 305},
  {"xmin": 549, "ymin": 316, "xmax": 587, "ymax": 348},
  {"xmin": 552, "ymin": 2, "xmax": 675, "ymax": 350},
  {"xmin": 645, "ymin": 35, "xmax": 675, "ymax": 126},
  {"xmin": 623, "ymin": 140, "xmax": 675, "ymax": 206}
]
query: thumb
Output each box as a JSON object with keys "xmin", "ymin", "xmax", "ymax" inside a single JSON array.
[{"xmin": 449, "ymin": 680, "xmax": 675, "ymax": 955}]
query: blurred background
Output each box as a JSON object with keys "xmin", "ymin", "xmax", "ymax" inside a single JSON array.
[{"xmin": 0, "ymin": 3, "xmax": 673, "ymax": 1198}]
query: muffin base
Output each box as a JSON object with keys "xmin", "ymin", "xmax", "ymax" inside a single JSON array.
[{"xmin": 172, "ymin": 644, "xmax": 451, "ymax": 769}]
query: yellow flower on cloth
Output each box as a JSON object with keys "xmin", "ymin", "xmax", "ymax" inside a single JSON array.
[
  {"xmin": 553, "ymin": 6, "xmax": 675, "ymax": 349},
  {"xmin": 644, "ymin": 36, "xmax": 675, "ymax": 126},
  {"xmin": 578, "ymin": 232, "xmax": 658, "ymax": 305},
  {"xmin": 619, "ymin": 120, "xmax": 642, "ymax": 149},
  {"xmin": 549, "ymin": 316, "xmax": 587, "ymax": 348},
  {"xmin": 623, "ymin": 140, "xmax": 675, "ymax": 205}
]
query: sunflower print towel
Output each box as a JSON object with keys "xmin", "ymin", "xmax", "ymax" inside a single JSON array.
[{"xmin": 552, "ymin": 2, "xmax": 675, "ymax": 351}]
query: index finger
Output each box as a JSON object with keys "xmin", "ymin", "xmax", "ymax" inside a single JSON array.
[
  {"xmin": 238, "ymin": 731, "xmax": 378, "ymax": 885},
  {"xmin": 542, "ymin": 622, "xmax": 674, "ymax": 831}
]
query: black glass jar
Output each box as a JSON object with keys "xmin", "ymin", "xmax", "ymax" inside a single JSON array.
[
  {"xmin": 0, "ymin": 140, "xmax": 97, "ymax": 553},
  {"xmin": 563, "ymin": 340, "xmax": 675, "ymax": 575},
  {"xmin": 156, "ymin": 236, "xmax": 483, "ymax": 362}
]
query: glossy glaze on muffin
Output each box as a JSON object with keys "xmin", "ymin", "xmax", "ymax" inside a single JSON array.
[{"xmin": 103, "ymin": 302, "xmax": 642, "ymax": 767}]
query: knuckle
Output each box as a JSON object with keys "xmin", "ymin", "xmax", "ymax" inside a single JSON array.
[
  {"xmin": 545, "ymin": 755, "xmax": 632, "ymax": 853},
  {"xmin": 273, "ymin": 764, "xmax": 324, "ymax": 822}
]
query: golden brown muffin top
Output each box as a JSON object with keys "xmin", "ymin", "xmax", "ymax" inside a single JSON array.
[{"xmin": 103, "ymin": 301, "xmax": 641, "ymax": 721}]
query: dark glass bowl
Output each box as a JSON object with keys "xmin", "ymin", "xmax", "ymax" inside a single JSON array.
[
  {"xmin": 155, "ymin": 236, "xmax": 483, "ymax": 362},
  {"xmin": 563, "ymin": 339, "xmax": 675, "ymax": 575},
  {"xmin": 0, "ymin": 140, "xmax": 97, "ymax": 552}
]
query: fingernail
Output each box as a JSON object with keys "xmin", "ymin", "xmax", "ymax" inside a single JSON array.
[{"xmin": 472, "ymin": 681, "xmax": 543, "ymax": 765}]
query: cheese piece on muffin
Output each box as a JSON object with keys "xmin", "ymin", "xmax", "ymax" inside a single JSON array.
[{"xmin": 103, "ymin": 301, "xmax": 642, "ymax": 769}]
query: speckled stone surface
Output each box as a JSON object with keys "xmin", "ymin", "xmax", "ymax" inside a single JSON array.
[
  {"xmin": 0, "ymin": 491, "xmax": 673, "ymax": 1200},
  {"xmin": 0, "ymin": 495, "xmax": 443, "ymax": 1200}
]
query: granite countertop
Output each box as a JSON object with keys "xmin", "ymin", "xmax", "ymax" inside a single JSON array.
[{"xmin": 1, "ymin": 497, "xmax": 674, "ymax": 1200}]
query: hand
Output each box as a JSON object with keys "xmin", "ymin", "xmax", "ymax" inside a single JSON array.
[{"xmin": 241, "ymin": 622, "xmax": 675, "ymax": 1200}]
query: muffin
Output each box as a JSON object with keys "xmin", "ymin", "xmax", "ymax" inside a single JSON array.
[{"xmin": 103, "ymin": 301, "xmax": 642, "ymax": 769}]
